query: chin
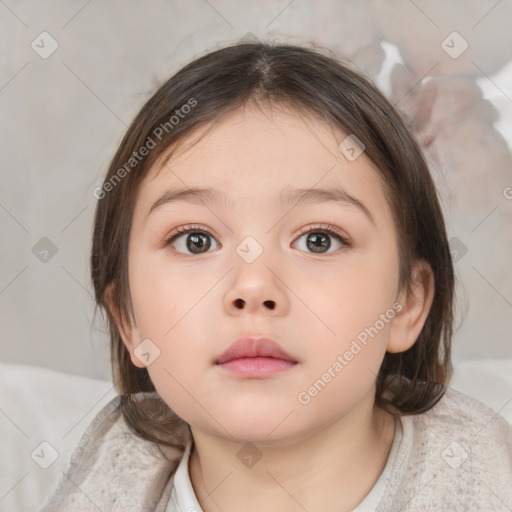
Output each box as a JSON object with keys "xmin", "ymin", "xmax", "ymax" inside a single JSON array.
[{"xmin": 217, "ymin": 407, "xmax": 312, "ymax": 446}]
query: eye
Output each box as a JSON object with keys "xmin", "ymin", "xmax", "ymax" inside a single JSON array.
[
  {"xmin": 165, "ymin": 225, "xmax": 220, "ymax": 255},
  {"xmin": 165, "ymin": 223, "xmax": 350, "ymax": 256},
  {"xmin": 292, "ymin": 224, "xmax": 350, "ymax": 254}
]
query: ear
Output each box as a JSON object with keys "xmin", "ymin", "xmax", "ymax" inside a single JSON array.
[
  {"xmin": 104, "ymin": 284, "xmax": 145, "ymax": 369},
  {"xmin": 386, "ymin": 260, "xmax": 435, "ymax": 353}
]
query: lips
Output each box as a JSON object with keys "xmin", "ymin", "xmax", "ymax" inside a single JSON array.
[{"xmin": 215, "ymin": 337, "xmax": 297, "ymax": 364}]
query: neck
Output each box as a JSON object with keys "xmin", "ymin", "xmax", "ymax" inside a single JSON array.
[{"xmin": 188, "ymin": 397, "xmax": 397, "ymax": 512}]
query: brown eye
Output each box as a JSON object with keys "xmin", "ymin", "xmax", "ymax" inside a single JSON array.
[
  {"xmin": 292, "ymin": 225, "xmax": 350, "ymax": 254},
  {"xmin": 304, "ymin": 232, "xmax": 331, "ymax": 253},
  {"xmin": 184, "ymin": 232, "xmax": 212, "ymax": 254},
  {"xmin": 166, "ymin": 227, "xmax": 219, "ymax": 255}
]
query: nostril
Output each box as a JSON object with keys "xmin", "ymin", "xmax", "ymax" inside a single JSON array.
[{"xmin": 233, "ymin": 299, "xmax": 275, "ymax": 309}]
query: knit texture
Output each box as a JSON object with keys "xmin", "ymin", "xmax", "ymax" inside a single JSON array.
[{"xmin": 376, "ymin": 388, "xmax": 512, "ymax": 511}]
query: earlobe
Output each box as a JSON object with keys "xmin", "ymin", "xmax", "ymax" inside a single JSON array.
[
  {"xmin": 386, "ymin": 261, "xmax": 435, "ymax": 354},
  {"xmin": 104, "ymin": 284, "xmax": 145, "ymax": 369}
]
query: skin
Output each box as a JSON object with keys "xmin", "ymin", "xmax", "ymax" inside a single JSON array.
[{"xmin": 109, "ymin": 104, "xmax": 434, "ymax": 511}]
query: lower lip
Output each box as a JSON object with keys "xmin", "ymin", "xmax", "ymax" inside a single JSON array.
[{"xmin": 216, "ymin": 357, "xmax": 297, "ymax": 377}]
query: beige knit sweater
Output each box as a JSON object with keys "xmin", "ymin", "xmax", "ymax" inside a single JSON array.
[{"xmin": 39, "ymin": 387, "xmax": 512, "ymax": 511}]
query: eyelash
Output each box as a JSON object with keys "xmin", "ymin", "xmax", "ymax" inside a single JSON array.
[
  {"xmin": 164, "ymin": 223, "xmax": 351, "ymax": 251},
  {"xmin": 164, "ymin": 224, "xmax": 212, "ymax": 245},
  {"xmin": 295, "ymin": 223, "xmax": 351, "ymax": 248}
]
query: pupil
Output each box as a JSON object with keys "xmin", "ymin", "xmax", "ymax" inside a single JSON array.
[
  {"xmin": 187, "ymin": 233, "xmax": 210, "ymax": 253},
  {"xmin": 307, "ymin": 232, "xmax": 330, "ymax": 253}
]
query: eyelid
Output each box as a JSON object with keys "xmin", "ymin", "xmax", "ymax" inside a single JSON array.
[
  {"xmin": 164, "ymin": 224, "xmax": 216, "ymax": 245},
  {"xmin": 295, "ymin": 223, "xmax": 352, "ymax": 246}
]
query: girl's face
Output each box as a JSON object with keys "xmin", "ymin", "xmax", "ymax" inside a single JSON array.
[{"xmin": 119, "ymin": 105, "xmax": 411, "ymax": 444}]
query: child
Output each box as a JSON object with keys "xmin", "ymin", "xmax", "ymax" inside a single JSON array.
[{"xmin": 40, "ymin": 41, "xmax": 512, "ymax": 511}]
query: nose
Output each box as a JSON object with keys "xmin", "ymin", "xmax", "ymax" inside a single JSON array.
[{"xmin": 224, "ymin": 255, "xmax": 289, "ymax": 316}]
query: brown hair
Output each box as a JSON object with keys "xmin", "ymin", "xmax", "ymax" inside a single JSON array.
[{"xmin": 91, "ymin": 41, "xmax": 454, "ymax": 445}]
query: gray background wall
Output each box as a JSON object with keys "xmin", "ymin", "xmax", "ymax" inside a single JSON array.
[{"xmin": 1, "ymin": 0, "xmax": 511, "ymax": 381}]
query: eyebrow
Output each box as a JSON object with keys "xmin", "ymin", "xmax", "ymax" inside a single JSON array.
[{"xmin": 147, "ymin": 186, "xmax": 375, "ymax": 225}]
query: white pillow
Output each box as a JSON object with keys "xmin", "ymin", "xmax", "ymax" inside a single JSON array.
[{"xmin": 0, "ymin": 363, "xmax": 116, "ymax": 512}]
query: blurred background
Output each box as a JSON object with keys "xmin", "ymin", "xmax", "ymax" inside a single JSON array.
[{"xmin": 1, "ymin": 0, "xmax": 511, "ymax": 380}]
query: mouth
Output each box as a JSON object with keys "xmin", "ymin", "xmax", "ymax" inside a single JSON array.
[{"xmin": 215, "ymin": 337, "xmax": 298, "ymax": 378}]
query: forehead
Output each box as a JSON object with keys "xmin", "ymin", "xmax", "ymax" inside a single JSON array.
[{"xmin": 137, "ymin": 105, "xmax": 389, "ymax": 220}]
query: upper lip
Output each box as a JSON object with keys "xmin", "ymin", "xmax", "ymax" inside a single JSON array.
[{"xmin": 215, "ymin": 337, "xmax": 297, "ymax": 364}]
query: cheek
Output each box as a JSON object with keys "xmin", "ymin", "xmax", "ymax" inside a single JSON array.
[
  {"xmin": 126, "ymin": 252, "xmax": 221, "ymax": 403},
  {"xmin": 305, "ymin": 248, "xmax": 399, "ymax": 336},
  {"xmin": 296, "ymin": 245, "xmax": 399, "ymax": 388},
  {"xmin": 128, "ymin": 249, "xmax": 215, "ymax": 333},
  {"xmin": 296, "ymin": 280, "xmax": 395, "ymax": 418}
]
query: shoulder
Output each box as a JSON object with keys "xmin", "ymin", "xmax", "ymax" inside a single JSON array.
[
  {"xmin": 378, "ymin": 387, "xmax": 512, "ymax": 511},
  {"xmin": 418, "ymin": 386, "xmax": 512, "ymax": 443},
  {"xmin": 40, "ymin": 392, "xmax": 190, "ymax": 511}
]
